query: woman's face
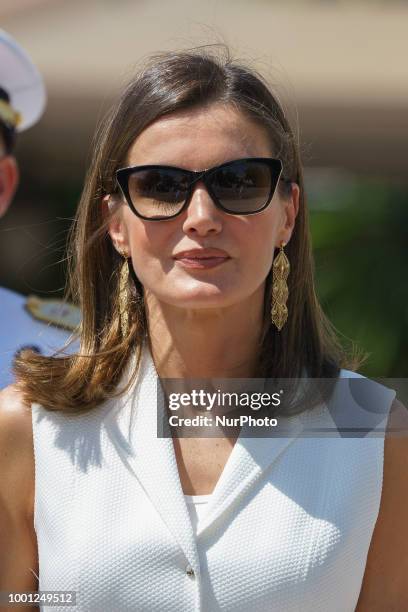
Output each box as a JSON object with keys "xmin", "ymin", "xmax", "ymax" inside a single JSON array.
[{"xmin": 108, "ymin": 104, "xmax": 299, "ymax": 311}]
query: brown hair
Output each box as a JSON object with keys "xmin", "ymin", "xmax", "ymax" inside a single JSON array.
[{"xmin": 14, "ymin": 45, "xmax": 363, "ymax": 414}]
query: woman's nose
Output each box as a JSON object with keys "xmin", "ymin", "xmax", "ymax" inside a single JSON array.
[{"xmin": 182, "ymin": 180, "xmax": 223, "ymax": 237}]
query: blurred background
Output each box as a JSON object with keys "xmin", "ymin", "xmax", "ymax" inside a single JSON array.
[{"xmin": 1, "ymin": 0, "xmax": 407, "ymax": 377}]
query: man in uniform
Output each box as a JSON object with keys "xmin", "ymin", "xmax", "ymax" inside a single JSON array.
[{"xmin": 0, "ymin": 29, "xmax": 79, "ymax": 388}]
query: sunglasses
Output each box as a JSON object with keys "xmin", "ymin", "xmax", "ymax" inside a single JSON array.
[{"xmin": 115, "ymin": 157, "xmax": 286, "ymax": 221}]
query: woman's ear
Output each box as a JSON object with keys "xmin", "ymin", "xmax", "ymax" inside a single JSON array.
[
  {"xmin": 0, "ymin": 155, "xmax": 19, "ymax": 218},
  {"xmin": 278, "ymin": 182, "xmax": 300, "ymax": 245},
  {"xmin": 102, "ymin": 194, "xmax": 130, "ymax": 253}
]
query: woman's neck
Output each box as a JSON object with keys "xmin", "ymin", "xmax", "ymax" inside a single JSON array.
[{"xmin": 145, "ymin": 289, "xmax": 265, "ymax": 379}]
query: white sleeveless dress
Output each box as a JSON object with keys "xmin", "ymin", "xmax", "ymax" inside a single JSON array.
[{"xmin": 31, "ymin": 344, "xmax": 396, "ymax": 611}]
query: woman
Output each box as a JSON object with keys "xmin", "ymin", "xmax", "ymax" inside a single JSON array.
[{"xmin": 1, "ymin": 47, "xmax": 407, "ymax": 612}]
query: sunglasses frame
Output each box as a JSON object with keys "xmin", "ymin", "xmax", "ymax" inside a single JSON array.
[{"xmin": 115, "ymin": 157, "xmax": 286, "ymax": 221}]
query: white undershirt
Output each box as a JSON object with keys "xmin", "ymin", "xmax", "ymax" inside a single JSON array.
[{"xmin": 184, "ymin": 494, "xmax": 212, "ymax": 534}]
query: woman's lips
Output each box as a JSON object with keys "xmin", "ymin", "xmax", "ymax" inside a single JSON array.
[
  {"xmin": 175, "ymin": 256, "xmax": 230, "ymax": 269},
  {"xmin": 173, "ymin": 249, "xmax": 231, "ymax": 269}
]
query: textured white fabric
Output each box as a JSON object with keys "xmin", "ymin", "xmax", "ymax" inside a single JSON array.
[
  {"xmin": 31, "ymin": 343, "xmax": 396, "ymax": 611},
  {"xmin": 0, "ymin": 287, "xmax": 76, "ymax": 388},
  {"xmin": 185, "ymin": 495, "xmax": 211, "ymax": 534}
]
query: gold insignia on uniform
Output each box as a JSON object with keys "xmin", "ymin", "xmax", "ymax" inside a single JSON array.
[
  {"xmin": 25, "ymin": 295, "xmax": 81, "ymax": 332},
  {"xmin": 0, "ymin": 99, "xmax": 22, "ymax": 128}
]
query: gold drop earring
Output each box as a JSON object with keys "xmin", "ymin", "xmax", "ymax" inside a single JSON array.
[
  {"xmin": 271, "ymin": 242, "xmax": 290, "ymax": 331},
  {"xmin": 117, "ymin": 246, "xmax": 130, "ymax": 336}
]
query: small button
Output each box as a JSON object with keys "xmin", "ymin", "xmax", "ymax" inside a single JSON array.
[{"xmin": 185, "ymin": 564, "xmax": 195, "ymax": 578}]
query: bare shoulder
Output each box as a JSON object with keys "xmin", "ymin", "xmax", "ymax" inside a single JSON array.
[
  {"xmin": 0, "ymin": 383, "xmax": 33, "ymax": 427},
  {"xmin": 356, "ymin": 397, "xmax": 408, "ymax": 610},
  {"xmin": 0, "ymin": 384, "xmax": 35, "ymax": 526},
  {"xmin": 0, "ymin": 385, "xmax": 38, "ymax": 600}
]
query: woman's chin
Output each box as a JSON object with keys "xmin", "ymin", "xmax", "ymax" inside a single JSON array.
[{"xmin": 155, "ymin": 287, "xmax": 240, "ymax": 310}]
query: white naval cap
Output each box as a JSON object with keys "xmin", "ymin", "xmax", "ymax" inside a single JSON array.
[{"xmin": 0, "ymin": 28, "xmax": 46, "ymax": 132}]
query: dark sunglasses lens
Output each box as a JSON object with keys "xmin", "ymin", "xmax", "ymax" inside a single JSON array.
[
  {"xmin": 127, "ymin": 168, "xmax": 189, "ymax": 218},
  {"xmin": 210, "ymin": 160, "xmax": 276, "ymax": 213}
]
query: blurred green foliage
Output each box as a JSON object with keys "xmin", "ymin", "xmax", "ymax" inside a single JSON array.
[{"xmin": 309, "ymin": 177, "xmax": 407, "ymax": 377}]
